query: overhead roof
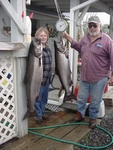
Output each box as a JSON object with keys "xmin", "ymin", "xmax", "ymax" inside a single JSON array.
[{"xmin": 27, "ymin": 0, "xmax": 113, "ymax": 16}]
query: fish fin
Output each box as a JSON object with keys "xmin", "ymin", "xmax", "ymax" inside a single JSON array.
[
  {"xmin": 23, "ymin": 110, "xmax": 30, "ymax": 120},
  {"xmin": 35, "ymin": 95, "xmax": 39, "ymax": 101},
  {"xmin": 39, "ymin": 57, "xmax": 41, "ymax": 66},
  {"xmin": 49, "ymin": 74, "xmax": 61, "ymax": 90},
  {"xmin": 58, "ymin": 86, "xmax": 64, "ymax": 97}
]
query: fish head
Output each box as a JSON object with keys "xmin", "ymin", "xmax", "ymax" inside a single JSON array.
[
  {"xmin": 54, "ymin": 40, "xmax": 66, "ymax": 53},
  {"xmin": 32, "ymin": 38, "xmax": 42, "ymax": 58},
  {"xmin": 54, "ymin": 39, "xmax": 69, "ymax": 59}
]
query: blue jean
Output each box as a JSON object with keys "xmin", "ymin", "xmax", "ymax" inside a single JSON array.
[
  {"xmin": 35, "ymin": 79, "xmax": 50, "ymax": 119},
  {"xmin": 77, "ymin": 77, "xmax": 108, "ymax": 119}
]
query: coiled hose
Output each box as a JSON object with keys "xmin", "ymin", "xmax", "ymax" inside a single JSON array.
[{"xmin": 28, "ymin": 122, "xmax": 113, "ymax": 149}]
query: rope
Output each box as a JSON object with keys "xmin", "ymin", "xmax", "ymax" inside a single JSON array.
[
  {"xmin": 54, "ymin": 0, "xmax": 62, "ymax": 19},
  {"xmin": 28, "ymin": 122, "xmax": 113, "ymax": 149}
]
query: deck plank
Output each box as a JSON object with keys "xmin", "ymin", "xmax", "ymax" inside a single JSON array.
[
  {"xmin": 27, "ymin": 124, "xmax": 78, "ymax": 150},
  {"xmin": 0, "ymin": 111, "xmax": 101, "ymax": 150},
  {"xmin": 52, "ymin": 125, "xmax": 90, "ymax": 150},
  {"xmin": 24, "ymin": 111, "xmax": 76, "ymax": 150},
  {"xmin": 0, "ymin": 111, "xmax": 75, "ymax": 150}
]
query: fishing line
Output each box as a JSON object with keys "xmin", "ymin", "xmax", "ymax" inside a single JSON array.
[{"xmin": 28, "ymin": 122, "xmax": 113, "ymax": 149}]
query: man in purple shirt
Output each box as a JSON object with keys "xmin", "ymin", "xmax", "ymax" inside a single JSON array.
[{"xmin": 62, "ymin": 16, "xmax": 113, "ymax": 128}]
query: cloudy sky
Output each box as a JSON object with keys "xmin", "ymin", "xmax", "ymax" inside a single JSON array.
[
  {"xmin": 64, "ymin": 12, "xmax": 110, "ymax": 25},
  {"xmin": 84, "ymin": 12, "xmax": 110, "ymax": 24},
  {"xmin": 96, "ymin": 12, "xmax": 110, "ymax": 24}
]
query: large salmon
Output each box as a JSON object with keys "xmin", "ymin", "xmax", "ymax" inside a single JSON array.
[
  {"xmin": 23, "ymin": 38, "xmax": 43, "ymax": 120},
  {"xmin": 54, "ymin": 39, "xmax": 74, "ymax": 102}
]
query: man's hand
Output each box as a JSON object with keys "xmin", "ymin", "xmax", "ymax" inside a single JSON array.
[{"xmin": 62, "ymin": 32, "xmax": 73, "ymax": 43}]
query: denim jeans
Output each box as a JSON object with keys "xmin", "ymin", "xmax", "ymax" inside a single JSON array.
[
  {"xmin": 77, "ymin": 77, "xmax": 108, "ymax": 119},
  {"xmin": 35, "ymin": 79, "xmax": 50, "ymax": 119}
]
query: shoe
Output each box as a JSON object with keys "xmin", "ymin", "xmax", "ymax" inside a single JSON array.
[
  {"xmin": 42, "ymin": 114, "xmax": 49, "ymax": 120},
  {"xmin": 89, "ymin": 119, "xmax": 96, "ymax": 129},
  {"xmin": 35, "ymin": 118, "xmax": 44, "ymax": 125},
  {"xmin": 70, "ymin": 111, "xmax": 84, "ymax": 123}
]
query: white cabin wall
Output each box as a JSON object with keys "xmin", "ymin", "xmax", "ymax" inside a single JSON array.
[{"xmin": 0, "ymin": 6, "xmax": 11, "ymax": 42}]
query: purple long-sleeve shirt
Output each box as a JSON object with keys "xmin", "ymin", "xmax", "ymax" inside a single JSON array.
[{"xmin": 71, "ymin": 32, "xmax": 113, "ymax": 83}]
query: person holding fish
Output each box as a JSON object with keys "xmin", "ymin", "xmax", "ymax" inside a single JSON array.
[
  {"xmin": 62, "ymin": 16, "xmax": 113, "ymax": 128},
  {"xmin": 34, "ymin": 27, "xmax": 52, "ymax": 124}
]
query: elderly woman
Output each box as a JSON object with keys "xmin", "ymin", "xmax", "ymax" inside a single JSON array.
[{"xmin": 34, "ymin": 27, "xmax": 52, "ymax": 125}]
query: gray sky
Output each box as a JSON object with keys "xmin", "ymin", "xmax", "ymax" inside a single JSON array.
[
  {"xmin": 85, "ymin": 12, "xmax": 110, "ymax": 24},
  {"xmin": 64, "ymin": 12, "xmax": 110, "ymax": 25},
  {"xmin": 96, "ymin": 13, "xmax": 110, "ymax": 24}
]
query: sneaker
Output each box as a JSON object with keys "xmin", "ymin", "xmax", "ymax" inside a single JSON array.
[
  {"xmin": 42, "ymin": 114, "xmax": 49, "ymax": 120},
  {"xmin": 35, "ymin": 118, "xmax": 44, "ymax": 125},
  {"xmin": 89, "ymin": 119, "xmax": 96, "ymax": 129}
]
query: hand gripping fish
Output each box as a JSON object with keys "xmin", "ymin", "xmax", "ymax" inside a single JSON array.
[
  {"xmin": 23, "ymin": 38, "xmax": 43, "ymax": 120},
  {"xmin": 54, "ymin": 39, "xmax": 74, "ymax": 102}
]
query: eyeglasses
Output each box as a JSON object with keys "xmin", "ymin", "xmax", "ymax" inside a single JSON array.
[{"xmin": 88, "ymin": 23, "xmax": 97, "ymax": 28}]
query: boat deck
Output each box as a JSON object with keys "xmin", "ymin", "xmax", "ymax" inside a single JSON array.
[
  {"xmin": 0, "ymin": 110, "xmax": 101, "ymax": 150},
  {"xmin": 0, "ymin": 74, "xmax": 112, "ymax": 150}
]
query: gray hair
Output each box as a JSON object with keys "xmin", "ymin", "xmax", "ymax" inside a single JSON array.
[{"xmin": 35, "ymin": 27, "xmax": 49, "ymax": 39}]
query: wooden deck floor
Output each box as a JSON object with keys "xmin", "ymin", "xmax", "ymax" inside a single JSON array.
[{"xmin": 0, "ymin": 110, "xmax": 101, "ymax": 150}]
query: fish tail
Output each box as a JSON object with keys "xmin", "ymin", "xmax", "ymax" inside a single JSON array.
[
  {"xmin": 63, "ymin": 93, "xmax": 75, "ymax": 102},
  {"xmin": 23, "ymin": 109, "xmax": 30, "ymax": 120}
]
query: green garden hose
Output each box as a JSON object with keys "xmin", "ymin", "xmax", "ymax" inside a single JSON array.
[{"xmin": 28, "ymin": 122, "xmax": 113, "ymax": 149}]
